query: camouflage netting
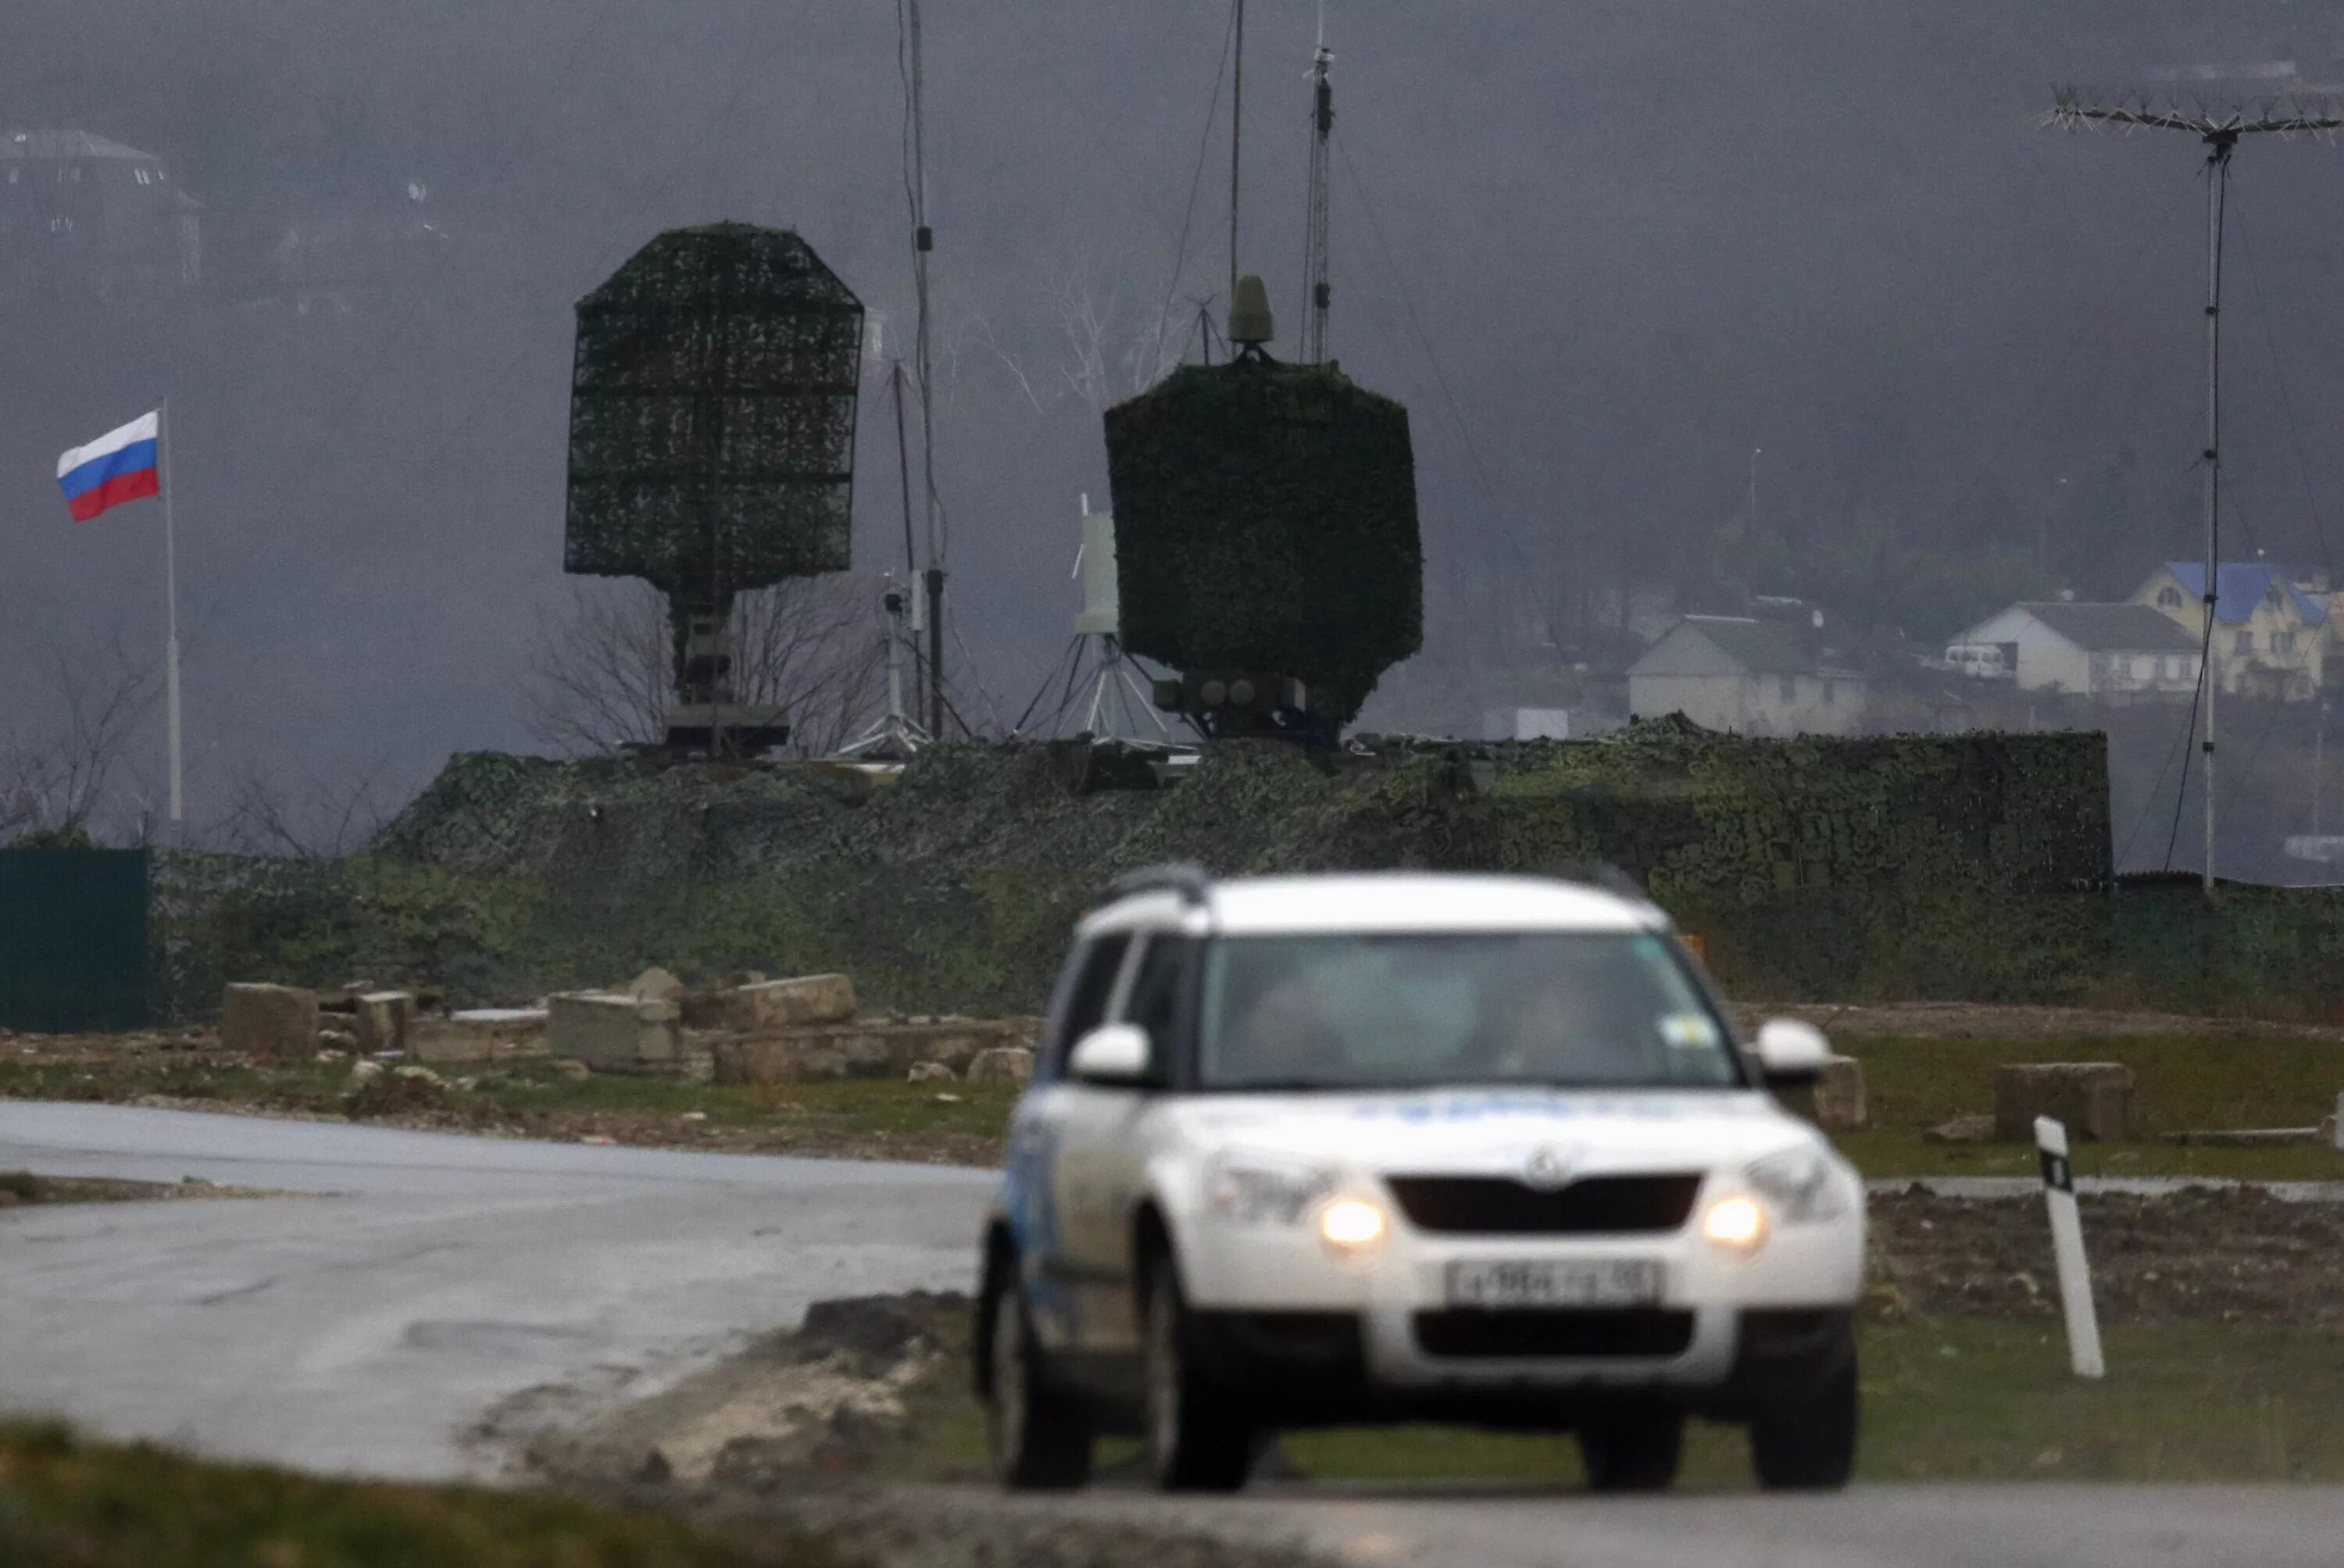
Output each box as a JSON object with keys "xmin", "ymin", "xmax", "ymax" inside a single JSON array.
[
  {"xmin": 1103, "ymin": 361, "xmax": 1420, "ymax": 725},
  {"xmin": 150, "ymin": 731, "xmax": 2344, "ymax": 1022},
  {"xmin": 565, "ymin": 223, "xmax": 862, "ymax": 598}
]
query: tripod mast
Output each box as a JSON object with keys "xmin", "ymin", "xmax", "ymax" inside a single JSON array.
[{"xmin": 2049, "ymin": 90, "xmax": 2344, "ymax": 892}]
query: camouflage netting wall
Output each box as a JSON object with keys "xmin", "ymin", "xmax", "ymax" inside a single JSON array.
[
  {"xmin": 148, "ymin": 731, "xmax": 2344, "ymax": 1022},
  {"xmin": 1103, "ymin": 362, "xmax": 1420, "ymax": 724},
  {"xmin": 565, "ymin": 223, "xmax": 861, "ymax": 598}
]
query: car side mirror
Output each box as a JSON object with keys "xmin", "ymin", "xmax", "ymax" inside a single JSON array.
[
  {"xmin": 1753, "ymin": 1018, "xmax": 1831, "ymax": 1086},
  {"xmin": 1067, "ymin": 1023, "xmax": 1151, "ymax": 1085}
]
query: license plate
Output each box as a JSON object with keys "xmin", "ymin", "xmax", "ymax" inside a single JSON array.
[{"xmin": 1444, "ymin": 1259, "xmax": 1663, "ymax": 1309}]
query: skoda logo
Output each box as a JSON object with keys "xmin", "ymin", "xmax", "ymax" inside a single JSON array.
[{"xmin": 1524, "ymin": 1144, "xmax": 1581, "ymax": 1190}]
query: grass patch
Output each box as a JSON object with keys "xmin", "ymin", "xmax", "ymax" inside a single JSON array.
[
  {"xmin": 0, "ymin": 1052, "xmax": 1021, "ymax": 1165},
  {"xmin": 7, "ymin": 1021, "xmax": 2341, "ymax": 1178},
  {"xmin": 1277, "ymin": 1320, "xmax": 2344, "ymax": 1486},
  {"xmin": 1832, "ymin": 1030, "xmax": 2344, "ymax": 1180},
  {"xmin": 824, "ymin": 1302, "xmax": 2344, "ymax": 1488},
  {"xmin": 0, "ymin": 1420, "xmax": 849, "ymax": 1566}
]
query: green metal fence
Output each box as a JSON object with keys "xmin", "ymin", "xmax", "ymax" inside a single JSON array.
[{"xmin": 0, "ymin": 848, "xmax": 149, "ymax": 1033}]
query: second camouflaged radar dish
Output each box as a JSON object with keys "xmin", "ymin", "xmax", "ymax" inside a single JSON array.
[
  {"xmin": 564, "ymin": 223, "xmax": 864, "ymax": 755},
  {"xmin": 1103, "ymin": 275, "xmax": 1422, "ymax": 742}
]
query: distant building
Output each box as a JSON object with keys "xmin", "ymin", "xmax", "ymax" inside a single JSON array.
[
  {"xmin": 1947, "ymin": 602, "xmax": 2201, "ymax": 704},
  {"xmin": 1628, "ymin": 615, "xmax": 1867, "ymax": 736},
  {"xmin": 2132, "ymin": 562, "xmax": 2325, "ymax": 701},
  {"xmin": 1481, "ymin": 706, "xmax": 1577, "ymax": 741},
  {"xmin": 0, "ymin": 129, "xmax": 199, "ymax": 296}
]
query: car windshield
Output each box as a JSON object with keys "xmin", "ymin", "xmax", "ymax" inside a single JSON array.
[{"xmin": 1196, "ymin": 930, "xmax": 1741, "ymax": 1091}]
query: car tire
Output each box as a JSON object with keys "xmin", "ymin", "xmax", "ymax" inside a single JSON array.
[
  {"xmin": 981, "ymin": 1257, "xmax": 1093, "ymax": 1490},
  {"xmin": 1141, "ymin": 1259, "xmax": 1256, "ymax": 1492},
  {"xmin": 1749, "ymin": 1342, "xmax": 1859, "ymax": 1491},
  {"xmin": 1578, "ymin": 1405, "xmax": 1685, "ymax": 1492}
]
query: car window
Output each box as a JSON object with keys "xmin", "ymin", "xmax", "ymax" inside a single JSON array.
[
  {"xmin": 1120, "ymin": 934, "xmax": 1192, "ymax": 1074},
  {"xmin": 1048, "ymin": 932, "xmax": 1131, "ymax": 1072},
  {"xmin": 1197, "ymin": 930, "xmax": 1741, "ymax": 1091}
]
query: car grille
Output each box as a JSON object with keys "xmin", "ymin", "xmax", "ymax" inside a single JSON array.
[
  {"xmin": 1383, "ymin": 1173, "xmax": 1703, "ymax": 1234},
  {"xmin": 1413, "ymin": 1308, "xmax": 1696, "ymax": 1359}
]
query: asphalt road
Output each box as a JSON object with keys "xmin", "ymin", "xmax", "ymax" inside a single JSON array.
[
  {"xmin": 970, "ymin": 1481, "xmax": 2344, "ymax": 1568},
  {"xmin": 6, "ymin": 1103, "xmax": 2341, "ymax": 1566},
  {"xmin": 0, "ymin": 1102, "xmax": 991, "ymax": 1478}
]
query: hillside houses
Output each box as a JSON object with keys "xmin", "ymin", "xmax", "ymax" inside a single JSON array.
[
  {"xmin": 1627, "ymin": 616, "xmax": 1869, "ymax": 736},
  {"xmin": 2130, "ymin": 562, "xmax": 2328, "ymax": 701},
  {"xmin": 1946, "ymin": 602, "xmax": 2201, "ymax": 703}
]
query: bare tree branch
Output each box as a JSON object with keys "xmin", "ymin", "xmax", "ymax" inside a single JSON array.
[
  {"xmin": 0, "ymin": 635, "xmax": 163, "ymax": 846},
  {"xmin": 523, "ymin": 576, "xmax": 885, "ymax": 758},
  {"xmin": 214, "ymin": 758, "xmax": 398, "ymax": 859}
]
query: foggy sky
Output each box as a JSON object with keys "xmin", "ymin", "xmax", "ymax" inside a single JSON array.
[{"xmin": 6, "ymin": 0, "xmax": 2344, "ymax": 858}]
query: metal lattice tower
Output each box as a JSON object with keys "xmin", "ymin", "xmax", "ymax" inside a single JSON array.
[{"xmin": 2047, "ymin": 88, "xmax": 2344, "ymax": 892}]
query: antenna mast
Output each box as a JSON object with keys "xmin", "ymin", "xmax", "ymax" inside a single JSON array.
[
  {"xmin": 1228, "ymin": 0, "xmax": 1248, "ymax": 307},
  {"xmin": 2048, "ymin": 88, "xmax": 2344, "ymax": 893},
  {"xmin": 1301, "ymin": 7, "xmax": 1334, "ymax": 363},
  {"xmin": 903, "ymin": 0, "xmax": 947, "ymax": 738}
]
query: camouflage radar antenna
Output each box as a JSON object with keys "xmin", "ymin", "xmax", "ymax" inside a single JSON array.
[
  {"xmin": 2046, "ymin": 87, "xmax": 2344, "ymax": 891},
  {"xmin": 564, "ymin": 223, "xmax": 864, "ymax": 755}
]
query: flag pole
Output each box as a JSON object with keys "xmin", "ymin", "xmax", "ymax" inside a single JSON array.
[{"xmin": 159, "ymin": 398, "xmax": 182, "ymax": 827}]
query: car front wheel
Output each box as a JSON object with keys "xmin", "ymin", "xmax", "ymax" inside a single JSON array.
[
  {"xmin": 1578, "ymin": 1404, "xmax": 1684, "ymax": 1492},
  {"xmin": 981, "ymin": 1257, "xmax": 1093, "ymax": 1489},
  {"xmin": 1749, "ymin": 1346, "xmax": 1859, "ymax": 1490},
  {"xmin": 1142, "ymin": 1260, "xmax": 1256, "ymax": 1491}
]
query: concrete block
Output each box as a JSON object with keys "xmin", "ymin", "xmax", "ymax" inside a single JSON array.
[
  {"xmin": 221, "ymin": 984, "xmax": 320, "ymax": 1059},
  {"xmin": 624, "ymin": 966, "xmax": 685, "ymax": 1003},
  {"xmin": 1778, "ymin": 1055, "xmax": 1865, "ymax": 1130},
  {"xmin": 1994, "ymin": 1062, "xmax": 2134, "ymax": 1142},
  {"xmin": 712, "ymin": 1016, "xmax": 1040, "ymax": 1085},
  {"xmin": 967, "ymin": 1046, "xmax": 1035, "ymax": 1084},
  {"xmin": 1811, "ymin": 1055, "xmax": 1867, "ymax": 1130},
  {"xmin": 1924, "ymin": 1113, "xmax": 1996, "ymax": 1144},
  {"xmin": 685, "ymin": 973, "xmax": 859, "ymax": 1031},
  {"xmin": 353, "ymin": 991, "xmax": 414, "ymax": 1055},
  {"xmin": 409, "ymin": 1007, "xmax": 548, "ymax": 1065},
  {"xmin": 552, "ymin": 991, "xmax": 683, "ymax": 1072},
  {"xmin": 907, "ymin": 1061, "xmax": 956, "ymax": 1083}
]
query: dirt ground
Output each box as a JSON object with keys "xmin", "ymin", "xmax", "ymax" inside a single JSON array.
[
  {"xmin": 503, "ymin": 1186, "xmax": 2342, "ymax": 1564},
  {"xmin": 0, "ymin": 1170, "xmax": 295, "ymax": 1208},
  {"xmin": 0, "ymin": 1029, "xmax": 1010, "ymax": 1166},
  {"xmin": 1868, "ymin": 1184, "xmax": 2344, "ymax": 1327},
  {"xmin": 506, "ymin": 1293, "xmax": 1324, "ymax": 1568},
  {"xmin": 1744, "ymin": 1000, "xmax": 2344, "ymax": 1042}
]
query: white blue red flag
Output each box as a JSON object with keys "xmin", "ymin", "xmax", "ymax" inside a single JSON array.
[{"xmin": 57, "ymin": 412, "xmax": 161, "ymax": 522}]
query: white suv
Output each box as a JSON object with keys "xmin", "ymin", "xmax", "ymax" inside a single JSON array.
[{"xmin": 975, "ymin": 867, "xmax": 1864, "ymax": 1494}]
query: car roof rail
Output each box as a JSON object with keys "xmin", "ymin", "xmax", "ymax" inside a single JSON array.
[{"xmin": 1103, "ymin": 862, "xmax": 1214, "ymax": 907}]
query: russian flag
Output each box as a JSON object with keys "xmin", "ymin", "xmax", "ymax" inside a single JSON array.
[{"xmin": 58, "ymin": 411, "xmax": 161, "ymax": 523}]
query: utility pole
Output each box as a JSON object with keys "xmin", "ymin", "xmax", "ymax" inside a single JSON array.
[{"xmin": 2048, "ymin": 89, "xmax": 2344, "ymax": 893}]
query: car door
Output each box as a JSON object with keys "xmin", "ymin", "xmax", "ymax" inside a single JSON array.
[
  {"xmin": 1053, "ymin": 929, "xmax": 1192, "ymax": 1356},
  {"xmin": 1010, "ymin": 930, "xmax": 1130, "ymax": 1351}
]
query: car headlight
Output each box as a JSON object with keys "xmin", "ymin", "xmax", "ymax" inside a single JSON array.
[
  {"xmin": 1744, "ymin": 1146, "xmax": 1850, "ymax": 1224},
  {"xmin": 1204, "ymin": 1153, "xmax": 1335, "ymax": 1226},
  {"xmin": 1702, "ymin": 1194, "xmax": 1767, "ymax": 1253},
  {"xmin": 1317, "ymin": 1197, "xmax": 1388, "ymax": 1257}
]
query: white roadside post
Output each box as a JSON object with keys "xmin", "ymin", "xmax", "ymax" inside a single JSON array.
[{"xmin": 2035, "ymin": 1116, "xmax": 2105, "ymax": 1379}]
